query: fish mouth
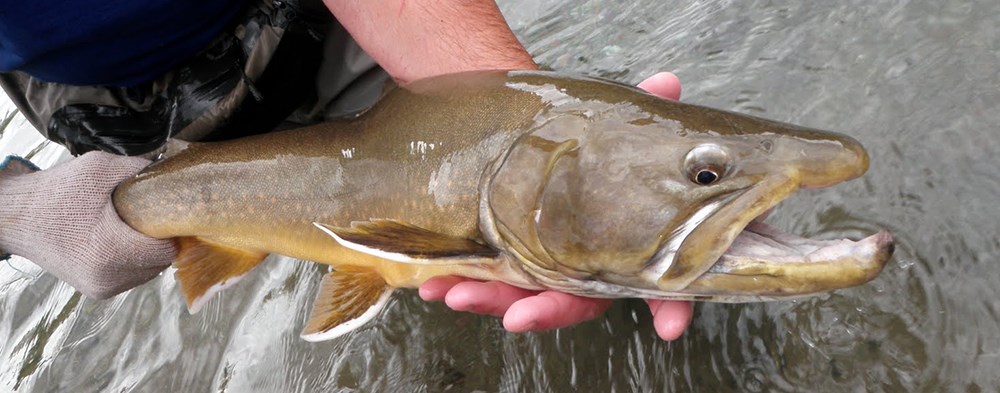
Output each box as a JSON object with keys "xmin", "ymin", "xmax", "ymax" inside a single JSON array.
[
  {"xmin": 680, "ymin": 215, "xmax": 894, "ymax": 301},
  {"xmin": 649, "ymin": 131, "xmax": 893, "ymax": 300},
  {"xmin": 658, "ymin": 179, "xmax": 895, "ymax": 301}
]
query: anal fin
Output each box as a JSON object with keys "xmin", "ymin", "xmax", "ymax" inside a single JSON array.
[
  {"xmin": 301, "ymin": 266, "xmax": 395, "ymax": 342},
  {"xmin": 313, "ymin": 219, "xmax": 497, "ymax": 264},
  {"xmin": 174, "ymin": 237, "xmax": 268, "ymax": 314}
]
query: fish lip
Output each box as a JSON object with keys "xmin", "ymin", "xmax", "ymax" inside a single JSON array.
[
  {"xmin": 678, "ymin": 212, "xmax": 895, "ymax": 300},
  {"xmin": 655, "ymin": 165, "xmax": 894, "ymax": 299},
  {"xmin": 714, "ymin": 221, "xmax": 894, "ymax": 274},
  {"xmin": 653, "ymin": 174, "xmax": 797, "ymax": 291}
]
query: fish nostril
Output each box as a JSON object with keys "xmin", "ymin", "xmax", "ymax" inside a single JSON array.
[{"xmin": 758, "ymin": 140, "xmax": 773, "ymax": 153}]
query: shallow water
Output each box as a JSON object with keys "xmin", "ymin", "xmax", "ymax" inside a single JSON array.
[{"xmin": 2, "ymin": 0, "xmax": 999, "ymax": 391}]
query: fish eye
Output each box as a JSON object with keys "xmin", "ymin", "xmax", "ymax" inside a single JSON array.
[
  {"xmin": 684, "ymin": 144, "xmax": 730, "ymax": 186},
  {"xmin": 694, "ymin": 169, "xmax": 719, "ymax": 185}
]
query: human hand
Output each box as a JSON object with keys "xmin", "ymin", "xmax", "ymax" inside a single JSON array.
[
  {"xmin": 0, "ymin": 152, "xmax": 175, "ymax": 299},
  {"xmin": 419, "ymin": 72, "xmax": 693, "ymax": 341}
]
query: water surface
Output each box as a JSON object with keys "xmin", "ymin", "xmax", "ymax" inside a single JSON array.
[{"xmin": 2, "ymin": 1, "xmax": 999, "ymax": 391}]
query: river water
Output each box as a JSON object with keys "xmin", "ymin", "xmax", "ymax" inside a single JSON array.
[{"xmin": 2, "ymin": 0, "xmax": 998, "ymax": 391}]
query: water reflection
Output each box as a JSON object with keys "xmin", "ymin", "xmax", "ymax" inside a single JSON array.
[{"xmin": 2, "ymin": 0, "xmax": 1000, "ymax": 391}]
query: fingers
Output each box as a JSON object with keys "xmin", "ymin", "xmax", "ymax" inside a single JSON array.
[
  {"xmin": 420, "ymin": 277, "xmax": 693, "ymax": 340},
  {"xmin": 645, "ymin": 299, "xmax": 693, "ymax": 341},
  {"xmin": 636, "ymin": 71, "xmax": 692, "ymax": 342},
  {"xmin": 637, "ymin": 71, "xmax": 682, "ymax": 101},
  {"xmin": 444, "ymin": 281, "xmax": 539, "ymax": 317},
  {"xmin": 503, "ymin": 291, "xmax": 612, "ymax": 332},
  {"xmin": 419, "ymin": 276, "xmax": 539, "ymax": 317},
  {"xmin": 418, "ymin": 275, "xmax": 469, "ymax": 302},
  {"xmin": 419, "ymin": 277, "xmax": 612, "ymax": 327}
]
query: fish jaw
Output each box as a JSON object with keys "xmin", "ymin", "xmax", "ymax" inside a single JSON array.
[
  {"xmin": 647, "ymin": 174, "xmax": 798, "ymax": 291},
  {"xmin": 651, "ymin": 129, "xmax": 893, "ymax": 298},
  {"xmin": 679, "ymin": 223, "xmax": 893, "ymax": 300}
]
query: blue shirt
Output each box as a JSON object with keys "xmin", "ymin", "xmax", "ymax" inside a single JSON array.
[{"xmin": 0, "ymin": 0, "xmax": 244, "ymax": 87}]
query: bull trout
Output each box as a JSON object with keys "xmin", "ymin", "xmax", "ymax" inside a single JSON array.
[{"xmin": 113, "ymin": 71, "xmax": 894, "ymax": 341}]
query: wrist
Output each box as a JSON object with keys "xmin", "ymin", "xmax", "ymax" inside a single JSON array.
[
  {"xmin": 0, "ymin": 164, "xmax": 43, "ymax": 255},
  {"xmin": 327, "ymin": 0, "xmax": 537, "ymax": 83},
  {"xmin": 0, "ymin": 156, "xmax": 41, "ymax": 213}
]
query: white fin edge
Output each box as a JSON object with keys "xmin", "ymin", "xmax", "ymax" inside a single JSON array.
[
  {"xmin": 187, "ymin": 271, "xmax": 251, "ymax": 314},
  {"xmin": 299, "ymin": 288, "xmax": 395, "ymax": 342},
  {"xmin": 312, "ymin": 222, "xmax": 489, "ymax": 265},
  {"xmin": 313, "ymin": 222, "xmax": 420, "ymax": 263}
]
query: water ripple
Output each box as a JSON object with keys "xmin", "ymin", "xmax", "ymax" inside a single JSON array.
[{"xmin": 1, "ymin": 0, "xmax": 999, "ymax": 391}]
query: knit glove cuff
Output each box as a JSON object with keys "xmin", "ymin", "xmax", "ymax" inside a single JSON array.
[{"xmin": 0, "ymin": 152, "xmax": 175, "ymax": 298}]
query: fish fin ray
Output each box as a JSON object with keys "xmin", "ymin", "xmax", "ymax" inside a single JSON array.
[
  {"xmin": 313, "ymin": 220, "xmax": 497, "ymax": 264},
  {"xmin": 301, "ymin": 266, "xmax": 394, "ymax": 341},
  {"xmin": 173, "ymin": 237, "xmax": 268, "ymax": 314}
]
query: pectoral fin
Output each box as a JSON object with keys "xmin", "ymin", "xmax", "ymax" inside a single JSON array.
[
  {"xmin": 173, "ymin": 237, "xmax": 268, "ymax": 314},
  {"xmin": 301, "ymin": 266, "xmax": 395, "ymax": 342},
  {"xmin": 313, "ymin": 220, "xmax": 497, "ymax": 264}
]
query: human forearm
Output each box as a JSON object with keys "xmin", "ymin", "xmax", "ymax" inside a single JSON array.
[{"xmin": 325, "ymin": 0, "xmax": 537, "ymax": 83}]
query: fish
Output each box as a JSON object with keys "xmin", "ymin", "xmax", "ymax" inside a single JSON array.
[{"xmin": 112, "ymin": 70, "xmax": 894, "ymax": 341}]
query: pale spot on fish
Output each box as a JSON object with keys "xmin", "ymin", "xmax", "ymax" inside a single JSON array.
[
  {"xmin": 506, "ymin": 82, "xmax": 581, "ymax": 107},
  {"xmin": 409, "ymin": 141, "xmax": 436, "ymax": 160}
]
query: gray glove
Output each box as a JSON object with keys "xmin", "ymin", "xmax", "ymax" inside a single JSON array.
[{"xmin": 0, "ymin": 151, "xmax": 175, "ymax": 299}]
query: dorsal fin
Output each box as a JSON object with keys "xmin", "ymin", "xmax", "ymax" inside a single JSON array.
[
  {"xmin": 313, "ymin": 220, "xmax": 497, "ymax": 264},
  {"xmin": 173, "ymin": 237, "xmax": 268, "ymax": 313},
  {"xmin": 301, "ymin": 266, "xmax": 395, "ymax": 341}
]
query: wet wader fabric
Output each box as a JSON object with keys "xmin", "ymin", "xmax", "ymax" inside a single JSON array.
[{"xmin": 0, "ymin": 0, "xmax": 386, "ymax": 156}]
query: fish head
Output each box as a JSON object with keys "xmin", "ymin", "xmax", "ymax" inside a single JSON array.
[{"xmin": 484, "ymin": 73, "xmax": 891, "ymax": 300}]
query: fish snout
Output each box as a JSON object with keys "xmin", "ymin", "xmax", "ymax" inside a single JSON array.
[{"xmin": 792, "ymin": 133, "xmax": 870, "ymax": 189}]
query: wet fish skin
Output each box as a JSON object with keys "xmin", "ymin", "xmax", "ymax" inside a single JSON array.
[{"xmin": 113, "ymin": 71, "xmax": 892, "ymax": 339}]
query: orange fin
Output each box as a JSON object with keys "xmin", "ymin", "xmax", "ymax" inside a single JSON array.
[
  {"xmin": 313, "ymin": 220, "xmax": 497, "ymax": 264},
  {"xmin": 300, "ymin": 266, "xmax": 395, "ymax": 342},
  {"xmin": 173, "ymin": 237, "xmax": 268, "ymax": 314}
]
